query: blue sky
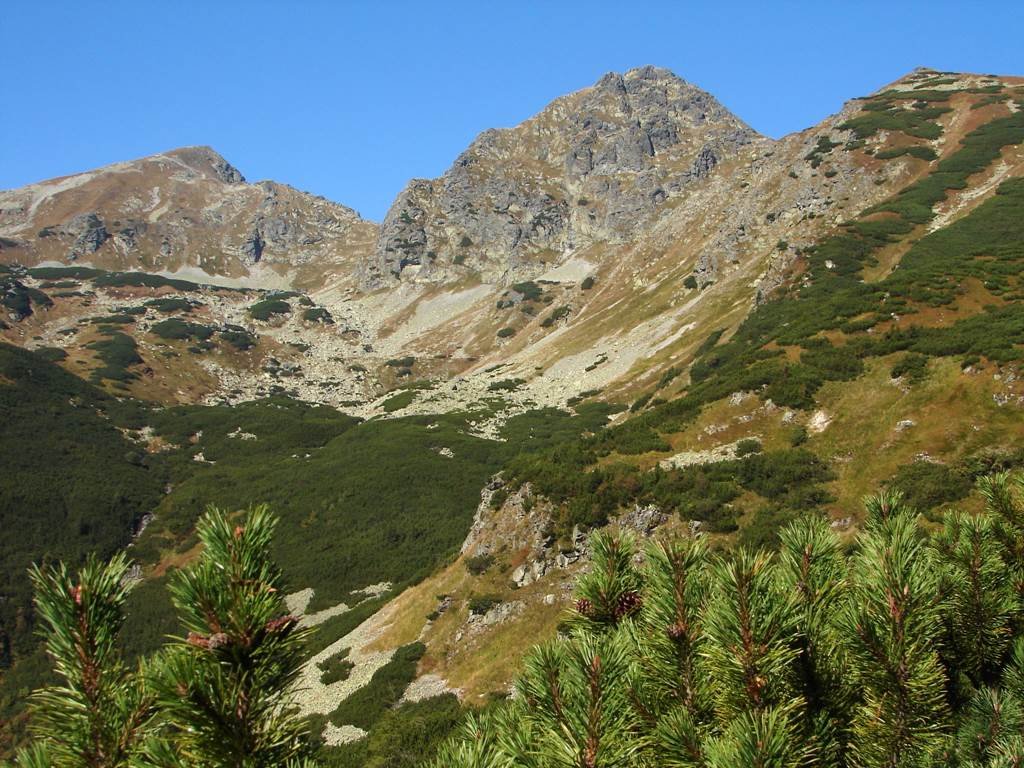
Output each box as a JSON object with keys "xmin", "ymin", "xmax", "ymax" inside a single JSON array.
[{"xmin": 3, "ymin": 1, "xmax": 1021, "ymax": 220}]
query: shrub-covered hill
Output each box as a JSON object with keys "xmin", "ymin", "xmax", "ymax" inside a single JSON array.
[
  {"xmin": 319, "ymin": 84, "xmax": 1024, "ymax": 754},
  {"xmin": 499, "ymin": 92, "xmax": 1024, "ymax": 539},
  {"xmin": 0, "ymin": 343, "xmax": 620, "ymax": 753},
  {"xmin": 0, "ymin": 343, "xmax": 165, "ymax": 664}
]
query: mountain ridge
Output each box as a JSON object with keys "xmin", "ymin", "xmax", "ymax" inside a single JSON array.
[
  {"xmin": 0, "ymin": 144, "xmax": 377, "ymax": 291},
  {"xmin": 3, "ymin": 63, "xmax": 1024, "ymax": 762},
  {"xmin": 4, "ymin": 67, "xmax": 1020, "ymax": 417},
  {"xmin": 0, "ymin": 64, "xmax": 1001, "ymax": 292}
]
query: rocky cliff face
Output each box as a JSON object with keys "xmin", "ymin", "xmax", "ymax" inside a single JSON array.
[
  {"xmin": 0, "ymin": 146, "xmax": 378, "ymax": 290},
  {"xmin": 368, "ymin": 66, "xmax": 759, "ymax": 286}
]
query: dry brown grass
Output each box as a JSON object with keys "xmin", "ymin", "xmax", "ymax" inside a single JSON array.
[{"xmin": 812, "ymin": 356, "xmax": 1024, "ymax": 518}]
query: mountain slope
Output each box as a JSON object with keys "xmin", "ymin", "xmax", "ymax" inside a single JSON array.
[
  {"xmin": 2, "ymin": 66, "xmax": 1024, "ymax": 764},
  {"xmin": 348, "ymin": 70, "xmax": 1024, "ymax": 730},
  {"xmin": 368, "ymin": 66, "xmax": 758, "ymax": 285},
  {"xmin": 0, "ymin": 146, "xmax": 378, "ymax": 291}
]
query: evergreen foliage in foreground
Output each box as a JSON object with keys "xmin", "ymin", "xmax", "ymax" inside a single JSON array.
[
  {"xmin": 5, "ymin": 506, "xmax": 318, "ymax": 768},
  {"xmin": 434, "ymin": 473, "xmax": 1024, "ymax": 768}
]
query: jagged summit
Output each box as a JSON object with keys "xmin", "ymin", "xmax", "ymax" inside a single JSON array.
[
  {"xmin": 162, "ymin": 145, "xmax": 247, "ymax": 184},
  {"xmin": 592, "ymin": 64, "xmax": 753, "ymax": 130},
  {"xmin": 369, "ymin": 66, "xmax": 759, "ymax": 285}
]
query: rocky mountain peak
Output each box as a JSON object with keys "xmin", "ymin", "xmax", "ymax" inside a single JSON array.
[
  {"xmin": 163, "ymin": 146, "xmax": 246, "ymax": 184},
  {"xmin": 595, "ymin": 64, "xmax": 686, "ymax": 92},
  {"xmin": 594, "ymin": 64, "xmax": 735, "ymax": 119},
  {"xmin": 369, "ymin": 66, "xmax": 760, "ymax": 286},
  {"xmin": 0, "ymin": 145, "xmax": 376, "ymax": 288}
]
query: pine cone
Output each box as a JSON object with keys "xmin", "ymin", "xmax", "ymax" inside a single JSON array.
[
  {"xmin": 575, "ymin": 597, "xmax": 593, "ymax": 616},
  {"xmin": 187, "ymin": 632, "xmax": 210, "ymax": 649},
  {"xmin": 613, "ymin": 590, "xmax": 642, "ymax": 619},
  {"xmin": 667, "ymin": 621, "xmax": 688, "ymax": 641},
  {"xmin": 207, "ymin": 632, "xmax": 230, "ymax": 650},
  {"xmin": 265, "ymin": 615, "xmax": 298, "ymax": 634}
]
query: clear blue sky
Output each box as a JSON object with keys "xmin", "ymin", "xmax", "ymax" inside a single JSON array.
[{"xmin": 3, "ymin": 1, "xmax": 1021, "ymax": 220}]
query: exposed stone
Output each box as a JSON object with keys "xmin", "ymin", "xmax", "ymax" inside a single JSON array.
[
  {"xmin": 468, "ymin": 600, "xmax": 524, "ymax": 628},
  {"xmin": 241, "ymin": 228, "xmax": 265, "ymax": 264},
  {"xmin": 619, "ymin": 504, "xmax": 667, "ymax": 536},
  {"xmin": 511, "ymin": 564, "xmax": 528, "ymax": 587},
  {"xmin": 808, "ymin": 410, "xmax": 832, "ymax": 433},
  {"xmin": 209, "ymin": 154, "xmax": 245, "ymax": 184},
  {"xmin": 512, "ymin": 558, "xmax": 548, "ymax": 588},
  {"xmin": 65, "ymin": 213, "xmax": 109, "ymax": 258},
  {"xmin": 659, "ymin": 438, "xmax": 756, "ymax": 470},
  {"xmin": 402, "ymin": 674, "xmax": 459, "ymax": 704},
  {"xmin": 690, "ymin": 144, "xmax": 719, "ymax": 178},
  {"xmin": 729, "ymin": 391, "xmax": 751, "ymax": 406},
  {"xmin": 556, "ymin": 550, "xmax": 581, "ymax": 569},
  {"xmin": 367, "ymin": 66, "xmax": 758, "ymax": 286},
  {"xmin": 113, "ymin": 220, "xmax": 145, "ymax": 253}
]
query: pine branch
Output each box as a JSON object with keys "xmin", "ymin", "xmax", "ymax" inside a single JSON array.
[
  {"xmin": 702, "ymin": 548, "xmax": 801, "ymax": 720},
  {"xmin": 955, "ymin": 686, "xmax": 1024, "ymax": 765},
  {"xmin": 777, "ymin": 516, "xmax": 854, "ymax": 762},
  {"xmin": 149, "ymin": 505, "xmax": 316, "ymax": 768},
  {"xmin": 935, "ymin": 511, "xmax": 1018, "ymax": 687},
  {"xmin": 24, "ymin": 553, "xmax": 154, "ymax": 767},
  {"xmin": 628, "ymin": 534, "xmax": 714, "ymax": 752},
  {"xmin": 844, "ymin": 503, "xmax": 950, "ymax": 767},
  {"xmin": 511, "ymin": 631, "xmax": 649, "ymax": 767},
  {"xmin": 569, "ymin": 532, "xmax": 644, "ymax": 632},
  {"xmin": 702, "ymin": 705, "xmax": 809, "ymax": 768}
]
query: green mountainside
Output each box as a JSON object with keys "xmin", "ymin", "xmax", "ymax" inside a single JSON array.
[
  {"xmin": 0, "ymin": 342, "xmax": 617, "ymax": 753},
  {"xmin": 2, "ymin": 68, "xmax": 1024, "ymax": 764}
]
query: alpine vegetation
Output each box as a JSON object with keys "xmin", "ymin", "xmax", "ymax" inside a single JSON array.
[
  {"xmin": 5, "ymin": 506, "xmax": 320, "ymax": 768},
  {"xmin": 433, "ymin": 474, "xmax": 1024, "ymax": 768}
]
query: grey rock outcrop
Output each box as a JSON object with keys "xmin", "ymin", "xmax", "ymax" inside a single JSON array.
[
  {"xmin": 173, "ymin": 145, "xmax": 246, "ymax": 184},
  {"xmin": 65, "ymin": 213, "xmax": 109, "ymax": 259},
  {"xmin": 210, "ymin": 154, "xmax": 245, "ymax": 184},
  {"xmin": 241, "ymin": 227, "xmax": 265, "ymax": 264},
  {"xmin": 619, "ymin": 504, "xmax": 667, "ymax": 536},
  {"xmin": 367, "ymin": 66, "xmax": 758, "ymax": 286},
  {"xmin": 231, "ymin": 182, "xmax": 361, "ymax": 268},
  {"xmin": 113, "ymin": 220, "xmax": 146, "ymax": 254}
]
